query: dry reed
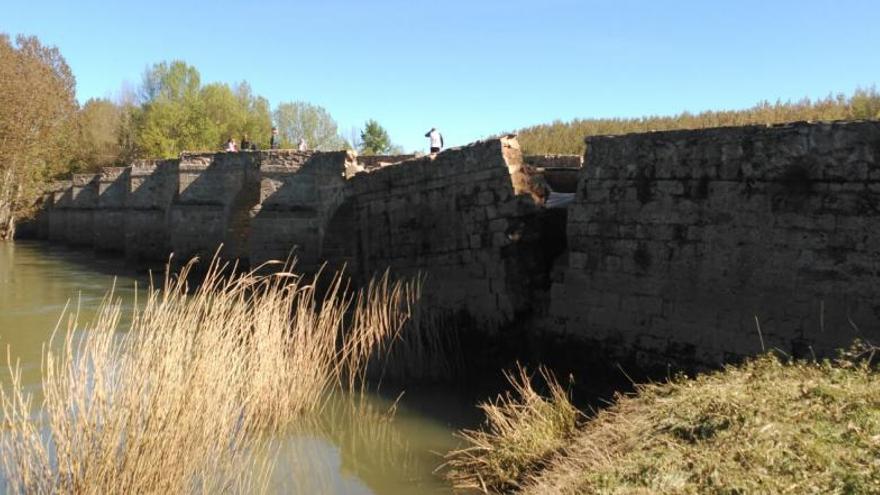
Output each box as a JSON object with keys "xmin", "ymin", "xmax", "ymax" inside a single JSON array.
[
  {"xmin": 0, "ymin": 256, "xmax": 416, "ymax": 494},
  {"xmin": 441, "ymin": 365, "xmax": 581, "ymax": 494}
]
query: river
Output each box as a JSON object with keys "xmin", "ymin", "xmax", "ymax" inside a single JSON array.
[{"xmin": 0, "ymin": 241, "xmax": 483, "ymax": 494}]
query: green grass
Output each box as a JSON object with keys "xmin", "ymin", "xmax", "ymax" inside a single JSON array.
[{"xmin": 446, "ymin": 347, "xmax": 880, "ymax": 494}]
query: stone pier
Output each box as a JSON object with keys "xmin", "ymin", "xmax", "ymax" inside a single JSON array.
[
  {"xmin": 67, "ymin": 174, "xmax": 99, "ymax": 247},
  {"xmin": 94, "ymin": 167, "xmax": 129, "ymax": 251},
  {"xmin": 249, "ymin": 151, "xmax": 354, "ymax": 270},
  {"xmin": 168, "ymin": 152, "xmax": 260, "ymax": 262},
  {"xmin": 125, "ymin": 159, "xmax": 178, "ymax": 262}
]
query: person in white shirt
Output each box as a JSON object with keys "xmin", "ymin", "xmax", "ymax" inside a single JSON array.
[
  {"xmin": 298, "ymin": 138, "xmax": 308, "ymax": 151},
  {"xmin": 225, "ymin": 138, "xmax": 237, "ymax": 152},
  {"xmin": 425, "ymin": 128, "xmax": 444, "ymax": 154}
]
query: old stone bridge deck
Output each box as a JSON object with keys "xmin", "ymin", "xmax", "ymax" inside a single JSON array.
[{"xmin": 28, "ymin": 120, "xmax": 880, "ymax": 366}]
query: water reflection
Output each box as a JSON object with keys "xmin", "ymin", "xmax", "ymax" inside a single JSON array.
[
  {"xmin": 0, "ymin": 241, "xmax": 478, "ymax": 494},
  {"xmin": 268, "ymin": 395, "xmax": 460, "ymax": 494},
  {"xmin": 0, "ymin": 241, "xmax": 146, "ymax": 392}
]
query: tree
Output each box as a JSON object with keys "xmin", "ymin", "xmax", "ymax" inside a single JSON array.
[
  {"xmin": 139, "ymin": 60, "xmax": 200, "ymax": 104},
  {"xmin": 115, "ymin": 84, "xmax": 141, "ymax": 165},
  {"xmin": 132, "ymin": 61, "xmax": 205, "ymax": 157},
  {"xmin": 233, "ymin": 82, "xmax": 272, "ymax": 149},
  {"xmin": 71, "ymin": 98, "xmax": 125, "ymax": 172},
  {"xmin": 131, "ymin": 62, "xmax": 272, "ymax": 157},
  {"xmin": 272, "ymin": 101, "xmax": 346, "ymax": 151},
  {"xmin": 0, "ymin": 33, "xmax": 77, "ymax": 239},
  {"xmin": 515, "ymin": 87, "xmax": 880, "ymax": 155},
  {"xmin": 359, "ymin": 119, "xmax": 392, "ymax": 155}
]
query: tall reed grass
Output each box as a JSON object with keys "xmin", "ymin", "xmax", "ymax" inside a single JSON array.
[
  {"xmin": 441, "ymin": 365, "xmax": 581, "ymax": 494},
  {"xmin": 0, "ymin": 256, "xmax": 417, "ymax": 494}
]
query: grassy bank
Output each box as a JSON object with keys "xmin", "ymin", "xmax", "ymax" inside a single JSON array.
[{"xmin": 445, "ymin": 348, "xmax": 880, "ymax": 494}]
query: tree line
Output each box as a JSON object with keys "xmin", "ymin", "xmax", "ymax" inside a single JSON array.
[
  {"xmin": 515, "ymin": 88, "xmax": 880, "ymax": 155},
  {"xmin": 83, "ymin": 60, "xmax": 403, "ymax": 165},
  {"xmin": 0, "ymin": 34, "xmax": 402, "ymax": 239}
]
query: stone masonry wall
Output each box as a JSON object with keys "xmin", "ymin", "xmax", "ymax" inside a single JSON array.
[
  {"xmin": 356, "ymin": 154, "xmax": 416, "ymax": 171},
  {"xmin": 94, "ymin": 167, "xmax": 129, "ymax": 252},
  {"xmin": 321, "ymin": 137, "xmax": 552, "ymax": 325},
  {"xmin": 47, "ymin": 181, "xmax": 71, "ymax": 243},
  {"xmin": 169, "ymin": 152, "xmax": 260, "ymax": 262},
  {"xmin": 249, "ymin": 151, "xmax": 354, "ymax": 270},
  {"xmin": 32, "ymin": 122, "xmax": 880, "ymax": 367},
  {"xmin": 550, "ymin": 120, "xmax": 880, "ymax": 365},
  {"xmin": 126, "ymin": 159, "xmax": 179, "ymax": 262},
  {"xmin": 67, "ymin": 174, "xmax": 99, "ymax": 247}
]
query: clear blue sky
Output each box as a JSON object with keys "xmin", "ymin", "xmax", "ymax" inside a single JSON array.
[{"xmin": 5, "ymin": 0, "xmax": 879, "ymax": 152}]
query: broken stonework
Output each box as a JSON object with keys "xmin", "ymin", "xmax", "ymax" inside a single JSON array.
[
  {"xmin": 321, "ymin": 137, "xmax": 554, "ymax": 326},
  {"xmin": 355, "ymin": 154, "xmax": 416, "ymax": 171}
]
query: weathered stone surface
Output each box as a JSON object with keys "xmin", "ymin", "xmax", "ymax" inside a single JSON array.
[
  {"xmin": 549, "ymin": 120, "xmax": 880, "ymax": 365},
  {"xmin": 125, "ymin": 159, "xmax": 178, "ymax": 262},
  {"xmin": 249, "ymin": 151, "xmax": 354, "ymax": 269},
  {"xmin": 168, "ymin": 152, "xmax": 260, "ymax": 263},
  {"xmin": 355, "ymin": 154, "xmax": 415, "ymax": 171},
  {"xmin": 94, "ymin": 167, "xmax": 129, "ymax": 252},
  {"xmin": 67, "ymin": 174, "xmax": 99, "ymax": 247},
  {"xmin": 321, "ymin": 137, "xmax": 553, "ymax": 325},
  {"xmin": 38, "ymin": 121, "xmax": 880, "ymax": 367},
  {"xmin": 47, "ymin": 181, "xmax": 71, "ymax": 242}
]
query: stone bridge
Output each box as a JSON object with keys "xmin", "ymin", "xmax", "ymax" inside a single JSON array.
[{"xmin": 26, "ymin": 120, "xmax": 880, "ymax": 367}]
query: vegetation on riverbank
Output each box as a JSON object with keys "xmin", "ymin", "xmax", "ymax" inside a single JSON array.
[
  {"xmin": 445, "ymin": 347, "xmax": 880, "ymax": 494},
  {"xmin": 0, "ymin": 257, "xmax": 416, "ymax": 493},
  {"xmin": 441, "ymin": 366, "xmax": 582, "ymax": 493},
  {"xmin": 516, "ymin": 87, "xmax": 880, "ymax": 155}
]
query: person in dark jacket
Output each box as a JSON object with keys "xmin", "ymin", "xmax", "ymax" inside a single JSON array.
[{"xmin": 270, "ymin": 127, "xmax": 281, "ymax": 149}]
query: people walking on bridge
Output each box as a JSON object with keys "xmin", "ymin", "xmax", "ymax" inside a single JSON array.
[
  {"xmin": 270, "ymin": 127, "xmax": 281, "ymax": 150},
  {"xmin": 225, "ymin": 138, "xmax": 237, "ymax": 152},
  {"xmin": 425, "ymin": 128, "xmax": 444, "ymax": 154},
  {"xmin": 298, "ymin": 138, "xmax": 308, "ymax": 151}
]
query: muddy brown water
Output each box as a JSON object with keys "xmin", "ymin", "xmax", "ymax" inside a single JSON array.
[{"xmin": 0, "ymin": 241, "xmax": 493, "ymax": 494}]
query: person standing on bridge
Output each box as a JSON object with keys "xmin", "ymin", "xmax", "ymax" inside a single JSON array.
[
  {"xmin": 425, "ymin": 127, "xmax": 444, "ymax": 154},
  {"xmin": 270, "ymin": 127, "xmax": 281, "ymax": 150},
  {"xmin": 298, "ymin": 138, "xmax": 308, "ymax": 151}
]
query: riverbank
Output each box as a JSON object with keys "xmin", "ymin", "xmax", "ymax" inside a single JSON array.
[{"xmin": 444, "ymin": 347, "xmax": 880, "ymax": 494}]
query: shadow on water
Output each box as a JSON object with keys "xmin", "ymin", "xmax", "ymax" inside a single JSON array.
[{"xmin": 0, "ymin": 240, "xmax": 644, "ymax": 494}]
